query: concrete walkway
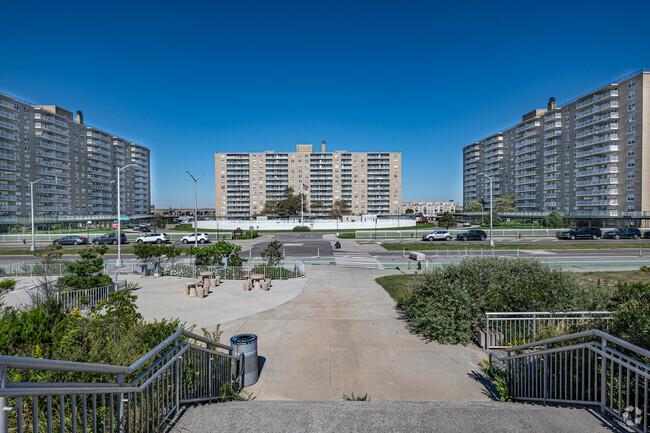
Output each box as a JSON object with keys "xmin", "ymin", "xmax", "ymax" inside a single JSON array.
[
  {"xmin": 218, "ymin": 265, "xmax": 489, "ymax": 401},
  {"xmin": 175, "ymin": 401, "xmax": 622, "ymax": 433}
]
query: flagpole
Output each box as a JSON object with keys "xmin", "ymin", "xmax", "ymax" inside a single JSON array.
[{"xmin": 301, "ymin": 189, "xmax": 304, "ymax": 225}]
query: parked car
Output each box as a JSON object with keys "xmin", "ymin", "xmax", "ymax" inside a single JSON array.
[
  {"xmin": 136, "ymin": 233, "xmax": 170, "ymax": 244},
  {"xmin": 416, "ymin": 217, "xmax": 428, "ymax": 224},
  {"xmin": 134, "ymin": 225, "xmax": 150, "ymax": 232},
  {"xmin": 92, "ymin": 233, "xmax": 128, "ymax": 245},
  {"xmin": 556, "ymin": 227, "xmax": 602, "ymax": 240},
  {"xmin": 52, "ymin": 235, "xmax": 88, "ymax": 245},
  {"xmin": 456, "ymin": 230, "xmax": 487, "ymax": 241},
  {"xmin": 462, "ymin": 222, "xmax": 472, "ymax": 227},
  {"xmin": 643, "ymin": 231, "xmax": 650, "ymax": 239},
  {"xmin": 422, "ymin": 230, "xmax": 452, "ymax": 241},
  {"xmin": 181, "ymin": 233, "xmax": 210, "ymax": 244},
  {"xmin": 603, "ymin": 228, "xmax": 641, "ymax": 240}
]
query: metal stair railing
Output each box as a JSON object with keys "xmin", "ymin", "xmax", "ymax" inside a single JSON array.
[
  {"xmin": 0, "ymin": 329, "xmax": 244, "ymax": 433},
  {"xmin": 493, "ymin": 329, "xmax": 649, "ymax": 432}
]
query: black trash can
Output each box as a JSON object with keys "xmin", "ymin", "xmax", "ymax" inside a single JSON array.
[
  {"xmin": 230, "ymin": 334, "xmax": 258, "ymax": 386},
  {"xmin": 334, "ymin": 241, "xmax": 341, "ymax": 249}
]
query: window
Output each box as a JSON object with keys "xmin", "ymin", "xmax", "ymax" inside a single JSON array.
[
  {"xmin": 628, "ymin": 148, "xmax": 635, "ymax": 157},
  {"xmin": 627, "ymin": 205, "xmax": 635, "ymax": 212},
  {"xmin": 627, "ymin": 171, "xmax": 635, "ymax": 179},
  {"xmin": 628, "ymin": 114, "xmax": 636, "ymax": 122},
  {"xmin": 628, "ymin": 103, "xmax": 635, "ymax": 111},
  {"xmin": 628, "ymin": 160, "xmax": 635, "ymax": 168},
  {"xmin": 628, "ymin": 126, "xmax": 636, "ymax": 134},
  {"xmin": 627, "ymin": 194, "xmax": 634, "ymax": 202},
  {"xmin": 627, "ymin": 183, "xmax": 635, "ymax": 191},
  {"xmin": 628, "ymin": 137, "xmax": 636, "ymax": 146},
  {"xmin": 628, "ymin": 79, "xmax": 636, "ymax": 88},
  {"xmin": 628, "ymin": 91, "xmax": 636, "ymax": 100},
  {"xmin": 23, "ymin": 107, "xmax": 29, "ymax": 114}
]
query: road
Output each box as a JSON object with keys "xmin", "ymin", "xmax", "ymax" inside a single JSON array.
[{"xmin": 2, "ymin": 232, "xmax": 650, "ymax": 270}]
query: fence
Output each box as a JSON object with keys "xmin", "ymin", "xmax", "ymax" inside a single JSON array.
[
  {"xmin": 163, "ymin": 261, "xmax": 306, "ymax": 280},
  {"xmin": 356, "ymin": 228, "xmax": 575, "ymax": 239},
  {"xmin": 0, "ymin": 329, "xmax": 243, "ymax": 433},
  {"xmin": 494, "ymin": 330, "xmax": 649, "ymax": 432},
  {"xmin": 483, "ymin": 311, "xmax": 613, "ymax": 350},
  {"xmin": 27, "ymin": 281, "xmax": 128, "ymax": 311},
  {"xmin": 0, "ymin": 232, "xmax": 233, "ymax": 243}
]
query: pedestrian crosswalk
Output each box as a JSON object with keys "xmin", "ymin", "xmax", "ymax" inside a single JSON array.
[{"xmin": 333, "ymin": 251, "xmax": 381, "ymax": 269}]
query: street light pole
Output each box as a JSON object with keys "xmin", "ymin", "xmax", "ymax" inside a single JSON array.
[
  {"xmin": 117, "ymin": 164, "xmax": 134, "ymax": 267},
  {"xmin": 185, "ymin": 171, "xmax": 204, "ymax": 248},
  {"xmin": 480, "ymin": 172, "xmax": 495, "ymax": 247},
  {"xmin": 18, "ymin": 176, "xmax": 46, "ymax": 252}
]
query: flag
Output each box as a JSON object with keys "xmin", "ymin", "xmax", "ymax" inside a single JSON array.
[{"xmin": 302, "ymin": 183, "xmax": 309, "ymax": 191}]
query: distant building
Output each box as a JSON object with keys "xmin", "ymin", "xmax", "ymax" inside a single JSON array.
[
  {"xmin": 215, "ymin": 143, "xmax": 402, "ymax": 216},
  {"xmin": 402, "ymin": 200, "xmax": 456, "ymax": 215}
]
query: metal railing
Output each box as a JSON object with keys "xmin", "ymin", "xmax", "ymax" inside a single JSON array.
[
  {"xmin": 27, "ymin": 281, "xmax": 128, "ymax": 311},
  {"xmin": 0, "ymin": 329, "xmax": 243, "ymax": 433},
  {"xmin": 494, "ymin": 330, "xmax": 649, "ymax": 432},
  {"xmin": 484, "ymin": 311, "xmax": 613, "ymax": 349},
  {"xmin": 162, "ymin": 261, "xmax": 306, "ymax": 280},
  {"xmin": 356, "ymin": 228, "xmax": 574, "ymax": 239}
]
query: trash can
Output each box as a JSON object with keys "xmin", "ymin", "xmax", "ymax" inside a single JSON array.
[
  {"xmin": 230, "ymin": 334, "xmax": 258, "ymax": 386},
  {"xmin": 334, "ymin": 241, "xmax": 341, "ymax": 249},
  {"xmin": 140, "ymin": 263, "xmax": 149, "ymax": 276}
]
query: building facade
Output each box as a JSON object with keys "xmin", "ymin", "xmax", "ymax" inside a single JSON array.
[
  {"xmin": 402, "ymin": 200, "xmax": 456, "ymax": 215},
  {"xmin": 463, "ymin": 69, "xmax": 650, "ymax": 216},
  {"xmin": 214, "ymin": 143, "xmax": 402, "ymax": 216},
  {"xmin": 0, "ymin": 92, "xmax": 151, "ymax": 220}
]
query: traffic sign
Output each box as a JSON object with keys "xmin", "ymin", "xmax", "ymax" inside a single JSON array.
[
  {"xmin": 112, "ymin": 223, "xmax": 119, "ymax": 228},
  {"xmin": 120, "ymin": 217, "xmax": 130, "ymax": 221}
]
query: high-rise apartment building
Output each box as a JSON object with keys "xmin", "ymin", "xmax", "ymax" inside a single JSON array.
[
  {"xmin": 215, "ymin": 143, "xmax": 401, "ymax": 216},
  {"xmin": 0, "ymin": 92, "xmax": 151, "ymax": 219},
  {"xmin": 401, "ymin": 200, "xmax": 456, "ymax": 214},
  {"xmin": 463, "ymin": 69, "xmax": 649, "ymax": 216}
]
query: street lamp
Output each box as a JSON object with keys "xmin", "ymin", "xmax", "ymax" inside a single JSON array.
[
  {"xmin": 480, "ymin": 172, "xmax": 495, "ymax": 247},
  {"xmin": 17, "ymin": 176, "xmax": 46, "ymax": 252},
  {"xmin": 116, "ymin": 164, "xmax": 135, "ymax": 267},
  {"xmin": 185, "ymin": 171, "xmax": 204, "ymax": 248}
]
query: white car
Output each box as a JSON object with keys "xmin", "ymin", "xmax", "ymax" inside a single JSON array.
[
  {"xmin": 181, "ymin": 232, "xmax": 210, "ymax": 244},
  {"xmin": 136, "ymin": 233, "xmax": 170, "ymax": 244},
  {"xmin": 422, "ymin": 230, "xmax": 452, "ymax": 241}
]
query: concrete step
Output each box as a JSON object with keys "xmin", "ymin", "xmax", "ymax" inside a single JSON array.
[{"xmin": 171, "ymin": 400, "xmax": 624, "ymax": 433}]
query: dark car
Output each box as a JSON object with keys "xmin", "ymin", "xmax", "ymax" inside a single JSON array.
[
  {"xmin": 557, "ymin": 227, "xmax": 602, "ymax": 240},
  {"xmin": 92, "ymin": 233, "xmax": 128, "ymax": 245},
  {"xmin": 643, "ymin": 231, "xmax": 650, "ymax": 239},
  {"xmin": 53, "ymin": 235, "xmax": 88, "ymax": 245},
  {"xmin": 603, "ymin": 228, "xmax": 641, "ymax": 240},
  {"xmin": 456, "ymin": 230, "xmax": 487, "ymax": 241}
]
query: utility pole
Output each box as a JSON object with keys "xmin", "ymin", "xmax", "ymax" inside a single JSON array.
[
  {"xmin": 481, "ymin": 172, "xmax": 495, "ymax": 247},
  {"xmin": 186, "ymin": 171, "xmax": 204, "ymax": 248},
  {"xmin": 117, "ymin": 164, "xmax": 134, "ymax": 267},
  {"xmin": 17, "ymin": 176, "xmax": 46, "ymax": 252}
]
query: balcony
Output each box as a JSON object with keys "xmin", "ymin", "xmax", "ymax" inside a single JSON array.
[
  {"xmin": 543, "ymin": 165, "xmax": 561, "ymax": 173},
  {"xmin": 35, "ymin": 122, "xmax": 69, "ymax": 137},
  {"xmin": 543, "ymin": 112, "xmax": 562, "ymax": 122},
  {"xmin": 575, "ymin": 177, "xmax": 618, "ymax": 187},
  {"xmin": 543, "ymin": 174, "xmax": 561, "ymax": 182},
  {"xmin": 575, "ymin": 144, "xmax": 618, "ymax": 158},
  {"xmin": 543, "ymin": 121, "xmax": 562, "ymax": 131},
  {"xmin": 574, "ymin": 100, "xmax": 619, "ymax": 120},
  {"xmin": 575, "ymin": 188, "xmax": 618, "ymax": 197},
  {"xmin": 574, "ymin": 133, "xmax": 618, "ymax": 149},
  {"xmin": 515, "ymin": 120, "xmax": 541, "ymax": 133},
  {"xmin": 543, "ymin": 130, "xmax": 562, "ymax": 140},
  {"xmin": 575, "ymin": 199, "xmax": 618, "ymax": 207},
  {"xmin": 574, "ymin": 89, "xmax": 618, "ymax": 110},
  {"xmin": 543, "ymin": 156, "xmax": 562, "ymax": 165},
  {"xmin": 576, "ymin": 166, "xmax": 618, "ymax": 177},
  {"xmin": 574, "ymin": 122, "xmax": 618, "ymax": 139},
  {"xmin": 34, "ymin": 131, "xmax": 70, "ymax": 145},
  {"xmin": 575, "ymin": 155, "xmax": 618, "ymax": 168},
  {"xmin": 575, "ymin": 111, "xmax": 618, "ymax": 130}
]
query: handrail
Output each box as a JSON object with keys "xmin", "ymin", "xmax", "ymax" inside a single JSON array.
[{"xmin": 485, "ymin": 311, "xmax": 613, "ymax": 316}]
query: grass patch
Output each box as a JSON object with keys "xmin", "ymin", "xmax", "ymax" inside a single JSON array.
[
  {"xmin": 375, "ymin": 274, "xmax": 414, "ymax": 302},
  {"xmin": 380, "ymin": 242, "xmax": 650, "ymax": 251},
  {"xmin": 574, "ymin": 270, "xmax": 650, "ymax": 287},
  {"xmin": 337, "ymin": 233, "xmax": 356, "ymax": 239},
  {"xmin": 0, "ymin": 247, "xmax": 136, "ymax": 256}
]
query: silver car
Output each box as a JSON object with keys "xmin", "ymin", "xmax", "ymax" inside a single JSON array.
[{"xmin": 422, "ymin": 230, "xmax": 452, "ymax": 241}]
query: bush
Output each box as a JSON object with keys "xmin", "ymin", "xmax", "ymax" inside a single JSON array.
[
  {"xmin": 292, "ymin": 226, "xmax": 311, "ymax": 232},
  {"xmin": 398, "ymin": 257, "xmax": 595, "ymax": 345},
  {"xmin": 609, "ymin": 282, "xmax": 650, "ymax": 350}
]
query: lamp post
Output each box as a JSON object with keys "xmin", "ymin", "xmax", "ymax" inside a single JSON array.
[
  {"xmin": 185, "ymin": 171, "xmax": 204, "ymax": 248},
  {"xmin": 480, "ymin": 172, "xmax": 495, "ymax": 247},
  {"xmin": 17, "ymin": 176, "xmax": 46, "ymax": 252},
  {"xmin": 116, "ymin": 164, "xmax": 134, "ymax": 267}
]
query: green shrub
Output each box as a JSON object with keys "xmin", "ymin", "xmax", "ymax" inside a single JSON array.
[
  {"xmin": 609, "ymin": 282, "xmax": 650, "ymax": 350},
  {"xmin": 398, "ymin": 257, "xmax": 595, "ymax": 345},
  {"xmin": 292, "ymin": 226, "xmax": 311, "ymax": 232}
]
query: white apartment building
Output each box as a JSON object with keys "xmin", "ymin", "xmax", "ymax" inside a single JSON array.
[
  {"xmin": 463, "ymin": 69, "xmax": 650, "ymax": 216},
  {"xmin": 0, "ymin": 91, "xmax": 151, "ymax": 220},
  {"xmin": 402, "ymin": 200, "xmax": 456, "ymax": 215},
  {"xmin": 215, "ymin": 142, "xmax": 402, "ymax": 216}
]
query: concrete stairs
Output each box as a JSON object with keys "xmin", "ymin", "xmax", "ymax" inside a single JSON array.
[{"xmin": 171, "ymin": 401, "xmax": 624, "ymax": 432}]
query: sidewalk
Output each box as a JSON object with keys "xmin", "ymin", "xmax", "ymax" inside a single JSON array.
[{"xmin": 218, "ymin": 265, "xmax": 490, "ymax": 401}]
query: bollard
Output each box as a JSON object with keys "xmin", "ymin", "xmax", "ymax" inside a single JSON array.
[{"xmin": 317, "ymin": 248, "xmax": 319, "ymax": 258}]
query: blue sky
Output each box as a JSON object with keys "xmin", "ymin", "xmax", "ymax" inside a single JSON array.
[{"xmin": 2, "ymin": 0, "xmax": 650, "ymax": 207}]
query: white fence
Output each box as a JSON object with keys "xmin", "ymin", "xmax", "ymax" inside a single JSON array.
[
  {"xmin": 356, "ymin": 228, "xmax": 576, "ymax": 239},
  {"xmin": 199, "ymin": 218, "xmax": 412, "ymax": 231},
  {"xmin": 0, "ymin": 232, "xmax": 233, "ymax": 243},
  {"xmin": 27, "ymin": 281, "xmax": 128, "ymax": 311}
]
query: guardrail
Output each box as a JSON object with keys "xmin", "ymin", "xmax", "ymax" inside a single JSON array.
[
  {"xmin": 483, "ymin": 311, "xmax": 614, "ymax": 349},
  {"xmin": 163, "ymin": 261, "xmax": 306, "ymax": 280},
  {"xmin": 0, "ymin": 329, "xmax": 242, "ymax": 433},
  {"xmin": 356, "ymin": 228, "xmax": 575, "ymax": 239},
  {"xmin": 27, "ymin": 281, "xmax": 128, "ymax": 311},
  {"xmin": 493, "ymin": 330, "xmax": 649, "ymax": 432},
  {"xmin": 0, "ymin": 232, "xmax": 233, "ymax": 243}
]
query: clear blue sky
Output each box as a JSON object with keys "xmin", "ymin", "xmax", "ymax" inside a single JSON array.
[{"xmin": 2, "ymin": 0, "xmax": 650, "ymax": 207}]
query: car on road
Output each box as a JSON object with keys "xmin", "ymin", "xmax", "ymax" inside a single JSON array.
[
  {"xmin": 52, "ymin": 235, "xmax": 88, "ymax": 246},
  {"xmin": 133, "ymin": 225, "xmax": 150, "ymax": 232},
  {"xmin": 456, "ymin": 230, "xmax": 487, "ymax": 241},
  {"xmin": 422, "ymin": 230, "xmax": 452, "ymax": 241},
  {"xmin": 181, "ymin": 232, "xmax": 210, "ymax": 244},
  {"xmin": 92, "ymin": 233, "xmax": 128, "ymax": 245},
  {"xmin": 557, "ymin": 227, "xmax": 602, "ymax": 240},
  {"xmin": 603, "ymin": 228, "xmax": 641, "ymax": 240},
  {"xmin": 136, "ymin": 233, "xmax": 170, "ymax": 244},
  {"xmin": 462, "ymin": 222, "xmax": 472, "ymax": 227}
]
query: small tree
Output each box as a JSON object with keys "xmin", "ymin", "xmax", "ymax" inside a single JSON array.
[
  {"xmin": 543, "ymin": 210, "xmax": 564, "ymax": 228},
  {"xmin": 58, "ymin": 245, "xmax": 113, "ymax": 291},
  {"xmin": 465, "ymin": 200, "xmax": 484, "ymax": 213},
  {"xmin": 151, "ymin": 215, "xmax": 166, "ymax": 231},
  {"xmin": 329, "ymin": 199, "xmax": 351, "ymax": 219},
  {"xmin": 186, "ymin": 241, "xmax": 245, "ymax": 266},
  {"xmin": 32, "ymin": 243, "xmax": 64, "ymax": 300},
  {"xmin": 494, "ymin": 194, "xmax": 516, "ymax": 212},
  {"xmin": 404, "ymin": 208, "xmax": 414, "ymax": 214},
  {"xmin": 261, "ymin": 240, "xmax": 283, "ymax": 266},
  {"xmin": 482, "ymin": 213, "xmax": 502, "ymax": 227},
  {"xmin": 438, "ymin": 212, "xmax": 457, "ymax": 229}
]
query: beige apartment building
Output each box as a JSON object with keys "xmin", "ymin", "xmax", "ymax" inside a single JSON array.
[
  {"xmin": 214, "ymin": 142, "xmax": 401, "ymax": 216},
  {"xmin": 0, "ymin": 91, "xmax": 151, "ymax": 221},
  {"xmin": 402, "ymin": 200, "xmax": 456, "ymax": 215},
  {"xmin": 463, "ymin": 69, "xmax": 650, "ymax": 216}
]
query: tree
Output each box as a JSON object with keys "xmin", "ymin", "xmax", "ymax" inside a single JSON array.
[
  {"xmin": 494, "ymin": 194, "xmax": 516, "ymax": 212},
  {"xmin": 404, "ymin": 208, "xmax": 415, "ymax": 214},
  {"xmin": 543, "ymin": 210, "xmax": 564, "ymax": 228},
  {"xmin": 438, "ymin": 212, "xmax": 457, "ymax": 229},
  {"xmin": 329, "ymin": 199, "xmax": 351, "ymax": 219},
  {"xmin": 186, "ymin": 241, "xmax": 246, "ymax": 266},
  {"xmin": 151, "ymin": 215, "xmax": 166, "ymax": 231},
  {"xmin": 311, "ymin": 200, "xmax": 326, "ymax": 215},
  {"xmin": 57, "ymin": 245, "xmax": 113, "ymax": 291},
  {"xmin": 482, "ymin": 213, "xmax": 502, "ymax": 227},
  {"xmin": 261, "ymin": 201, "xmax": 277, "ymax": 216},
  {"xmin": 465, "ymin": 200, "xmax": 484, "ymax": 213},
  {"xmin": 32, "ymin": 243, "xmax": 64, "ymax": 300},
  {"xmin": 261, "ymin": 240, "xmax": 283, "ymax": 266}
]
